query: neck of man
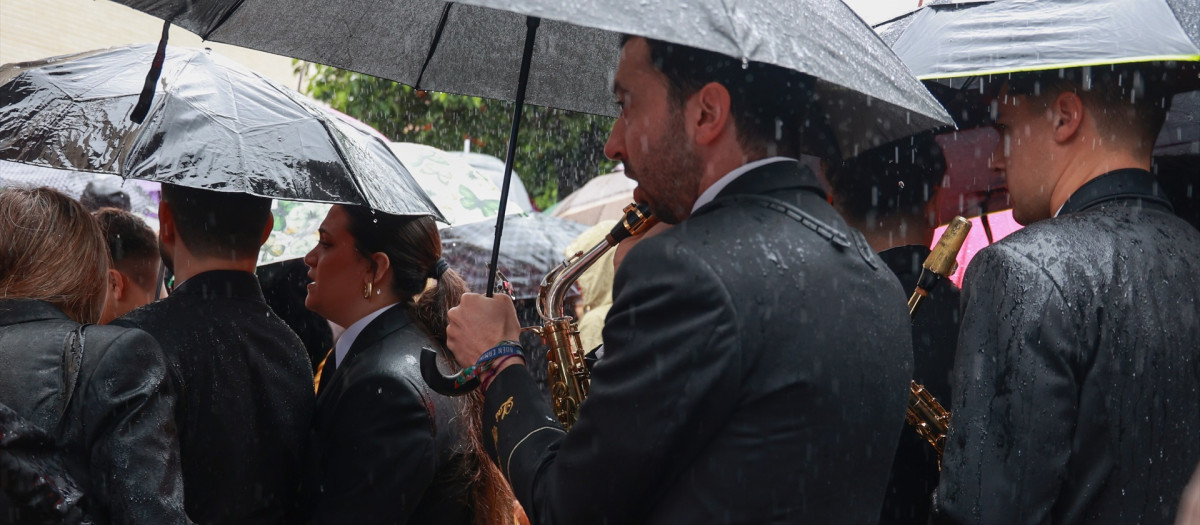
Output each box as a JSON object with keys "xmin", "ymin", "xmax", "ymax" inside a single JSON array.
[
  {"xmin": 171, "ymin": 244, "xmax": 258, "ymax": 285},
  {"xmin": 845, "ymin": 214, "xmax": 935, "ymax": 253},
  {"xmin": 695, "ymin": 148, "xmax": 767, "ymax": 201},
  {"xmin": 1047, "ymin": 145, "xmax": 1151, "ymax": 218}
]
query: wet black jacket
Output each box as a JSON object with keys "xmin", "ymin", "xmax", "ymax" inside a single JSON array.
[
  {"xmin": 306, "ymin": 305, "xmax": 474, "ymax": 525},
  {"xmin": 114, "ymin": 271, "xmax": 314, "ymax": 525},
  {"xmin": 483, "ymin": 160, "xmax": 914, "ymax": 524},
  {"xmin": 878, "ymin": 245, "xmax": 960, "ymax": 525},
  {"xmin": 0, "ymin": 299, "xmax": 189, "ymax": 525},
  {"xmin": 934, "ymin": 169, "xmax": 1200, "ymax": 524}
]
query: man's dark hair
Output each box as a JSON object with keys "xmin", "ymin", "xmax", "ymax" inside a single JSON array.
[
  {"xmin": 93, "ymin": 207, "xmax": 160, "ymax": 289},
  {"xmin": 160, "ymin": 184, "xmax": 272, "ymax": 260},
  {"xmin": 825, "ymin": 132, "xmax": 946, "ymax": 222},
  {"xmin": 80, "ymin": 179, "xmax": 132, "ymax": 211},
  {"xmin": 623, "ymin": 36, "xmax": 820, "ymax": 158},
  {"xmin": 1002, "ymin": 64, "xmax": 1178, "ymax": 156}
]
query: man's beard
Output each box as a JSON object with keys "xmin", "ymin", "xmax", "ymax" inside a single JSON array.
[{"xmin": 627, "ymin": 112, "xmax": 702, "ymax": 225}]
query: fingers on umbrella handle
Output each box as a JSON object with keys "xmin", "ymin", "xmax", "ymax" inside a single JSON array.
[{"xmin": 420, "ymin": 347, "xmax": 480, "ymax": 396}]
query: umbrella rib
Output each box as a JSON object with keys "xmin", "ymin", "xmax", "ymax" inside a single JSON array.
[
  {"xmin": 200, "ymin": 0, "xmax": 248, "ymax": 41},
  {"xmin": 717, "ymin": 0, "xmax": 747, "ymax": 59},
  {"xmin": 414, "ymin": 3, "xmax": 454, "ymax": 90}
]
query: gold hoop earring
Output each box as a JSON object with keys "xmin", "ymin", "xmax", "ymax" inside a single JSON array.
[{"xmin": 363, "ymin": 281, "xmax": 372, "ymax": 299}]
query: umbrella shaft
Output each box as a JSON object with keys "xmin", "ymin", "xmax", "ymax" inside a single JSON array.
[{"xmin": 486, "ymin": 16, "xmax": 542, "ymax": 296}]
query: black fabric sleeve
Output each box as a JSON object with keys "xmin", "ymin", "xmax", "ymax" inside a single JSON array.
[
  {"xmin": 79, "ymin": 327, "xmax": 190, "ymax": 525},
  {"xmin": 933, "ymin": 245, "xmax": 1083, "ymax": 525}
]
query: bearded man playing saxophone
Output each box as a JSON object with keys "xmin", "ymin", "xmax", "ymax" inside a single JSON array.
[{"xmin": 444, "ymin": 35, "xmax": 916, "ymax": 524}]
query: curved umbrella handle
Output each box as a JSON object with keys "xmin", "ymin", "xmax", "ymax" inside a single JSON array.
[{"xmin": 420, "ymin": 347, "xmax": 480, "ymax": 396}]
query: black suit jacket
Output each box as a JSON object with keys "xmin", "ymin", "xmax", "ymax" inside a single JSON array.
[
  {"xmin": 934, "ymin": 169, "xmax": 1200, "ymax": 524},
  {"xmin": 877, "ymin": 245, "xmax": 961, "ymax": 524},
  {"xmin": 114, "ymin": 270, "xmax": 314, "ymax": 525},
  {"xmin": 306, "ymin": 305, "xmax": 473, "ymax": 525},
  {"xmin": 0, "ymin": 299, "xmax": 189, "ymax": 524},
  {"xmin": 482, "ymin": 160, "xmax": 914, "ymax": 524}
]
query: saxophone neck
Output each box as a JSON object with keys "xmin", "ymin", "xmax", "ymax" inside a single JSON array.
[
  {"xmin": 539, "ymin": 242, "xmax": 612, "ymax": 321},
  {"xmin": 537, "ymin": 203, "xmax": 659, "ymax": 322}
]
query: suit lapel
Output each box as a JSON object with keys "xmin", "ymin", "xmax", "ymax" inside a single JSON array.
[{"xmin": 315, "ymin": 305, "xmax": 415, "ymax": 407}]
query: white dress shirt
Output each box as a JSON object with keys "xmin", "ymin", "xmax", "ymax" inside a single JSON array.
[
  {"xmin": 691, "ymin": 157, "xmax": 794, "ymax": 213},
  {"xmin": 334, "ymin": 303, "xmax": 398, "ymax": 367}
]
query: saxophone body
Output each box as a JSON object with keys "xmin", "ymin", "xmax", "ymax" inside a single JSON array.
[
  {"xmin": 533, "ymin": 203, "xmax": 658, "ymax": 430},
  {"xmin": 906, "ymin": 216, "xmax": 971, "ymax": 463}
]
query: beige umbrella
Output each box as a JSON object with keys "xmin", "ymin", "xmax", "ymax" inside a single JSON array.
[{"xmin": 551, "ymin": 169, "xmax": 638, "ymax": 226}]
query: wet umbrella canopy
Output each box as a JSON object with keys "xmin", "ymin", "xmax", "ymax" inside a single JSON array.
[
  {"xmin": 888, "ymin": 0, "xmax": 1200, "ymax": 79},
  {"xmin": 879, "ymin": 0, "xmax": 1200, "ymax": 127},
  {"xmin": 0, "ymin": 44, "xmax": 445, "ymax": 219},
  {"xmin": 440, "ymin": 213, "xmax": 588, "ymax": 300},
  {"xmin": 109, "ymin": 0, "xmax": 953, "ymax": 156}
]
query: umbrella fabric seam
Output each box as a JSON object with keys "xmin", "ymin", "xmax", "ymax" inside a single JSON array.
[{"xmin": 918, "ymin": 54, "xmax": 1200, "ymax": 80}]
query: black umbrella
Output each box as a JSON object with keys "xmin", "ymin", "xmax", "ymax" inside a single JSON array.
[
  {"xmin": 0, "ymin": 44, "xmax": 445, "ymax": 219},
  {"xmin": 441, "ymin": 213, "xmax": 588, "ymax": 301}
]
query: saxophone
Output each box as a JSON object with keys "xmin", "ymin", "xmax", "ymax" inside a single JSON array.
[
  {"xmin": 905, "ymin": 216, "xmax": 971, "ymax": 461},
  {"xmin": 531, "ymin": 203, "xmax": 658, "ymax": 430}
]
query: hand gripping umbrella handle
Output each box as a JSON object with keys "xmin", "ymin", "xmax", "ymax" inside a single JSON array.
[
  {"xmin": 421, "ymin": 271, "xmax": 515, "ymax": 396},
  {"xmin": 420, "ymin": 348, "xmax": 480, "ymax": 397}
]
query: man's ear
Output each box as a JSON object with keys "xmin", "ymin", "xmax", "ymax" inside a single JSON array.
[
  {"xmin": 107, "ymin": 268, "xmax": 126, "ymax": 301},
  {"xmin": 158, "ymin": 200, "xmax": 176, "ymax": 245},
  {"xmin": 1051, "ymin": 91, "xmax": 1084, "ymax": 143},
  {"xmin": 260, "ymin": 213, "xmax": 275, "ymax": 245},
  {"xmin": 691, "ymin": 82, "xmax": 732, "ymax": 146}
]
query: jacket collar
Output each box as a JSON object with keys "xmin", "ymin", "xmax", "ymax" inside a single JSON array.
[
  {"xmin": 0, "ymin": 299, "xmax": 71, "ymax": 326},
  {"xmin": 1058, "ymin": 168, "xmax": 1173, "ymax": 217},
  {"xmin": 341, "ymin": 304, "xmax": 416, "ymax": 367},
  {"xmin": 710, "ymin": 158, "xmax": 826, "ymax": 203},
  {"xmin": 171, "ymin": 270, "xmax": 267, "ymax": 302}
]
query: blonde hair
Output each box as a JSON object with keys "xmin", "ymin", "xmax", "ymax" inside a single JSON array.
[{"xmin": 0, "ymin": 187, "xmax": 110, "ymax": 323}]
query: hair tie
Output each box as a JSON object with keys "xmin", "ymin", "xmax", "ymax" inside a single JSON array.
[{"xmin": 430, "ymin": 258, "xmax": 450, "ymax": 279}]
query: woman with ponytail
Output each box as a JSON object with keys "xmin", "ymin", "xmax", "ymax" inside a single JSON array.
[{"xmin": 302, "ymin": 204, "xmax": 513, "ymax": 525}]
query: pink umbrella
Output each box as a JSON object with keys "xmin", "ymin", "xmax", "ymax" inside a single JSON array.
[{"xmin": 931, "ymin": 209, "xmax": 1022, "ymax": 288}]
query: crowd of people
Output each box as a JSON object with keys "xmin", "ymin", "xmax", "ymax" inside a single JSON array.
[{"xmin": 1, "ymin": 20, "xmax": 1199, "ymax": 525}]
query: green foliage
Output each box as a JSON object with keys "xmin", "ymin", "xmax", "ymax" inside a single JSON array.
[{"xmin": 297, "ymin": 62, "xmax": 616, "ymax": 210}]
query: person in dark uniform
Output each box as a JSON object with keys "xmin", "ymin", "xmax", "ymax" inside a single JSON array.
[
  {"xmin": 0, "ymin": 187, "xmax": 188, "ymax": 525},
  {"xmin": 444, "ymin": 36, "xmax": 914, "ymax": 524},
  {"xmin": 826, "ymin": 132, "xmax": 960, "ymax": 524},
  {"xmin": 301, "ymin": 205, "xmax": 513, "ymax": 524},
  {"xmin": 114, "ymin": 184, "xmax": 314, "ymax": 524},
  {"xmin": 933, "ymin": 66, "xmax": 1200, "ymax": 524}
]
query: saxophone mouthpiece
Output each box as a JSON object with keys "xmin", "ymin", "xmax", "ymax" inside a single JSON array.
[
  {"xmin": 923, "ymin": 216, "xmax": 972, "ymax": 278},
  {"xmin": 606, "ymin": 203, "xmax": 659, "ymax": 245}
]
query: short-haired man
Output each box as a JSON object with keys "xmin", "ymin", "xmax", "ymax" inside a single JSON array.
[
  {"xmin": 114, "ymin": 184, "xmax": 314, "ymax": 524},
  {"xmin": 93, "ymin": 207, "xmax": 160, "ymax": 324},
  {"xmin": 826, "ymin": 133, "xmax": 960, "ymax": 524},
  {"xmin": 445, "ymin": 37, "xmax": 914, "ymax": 523},
  {"xmin": 933, "ymin": 67, "xmax": 1200, "ymax": 524}
]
